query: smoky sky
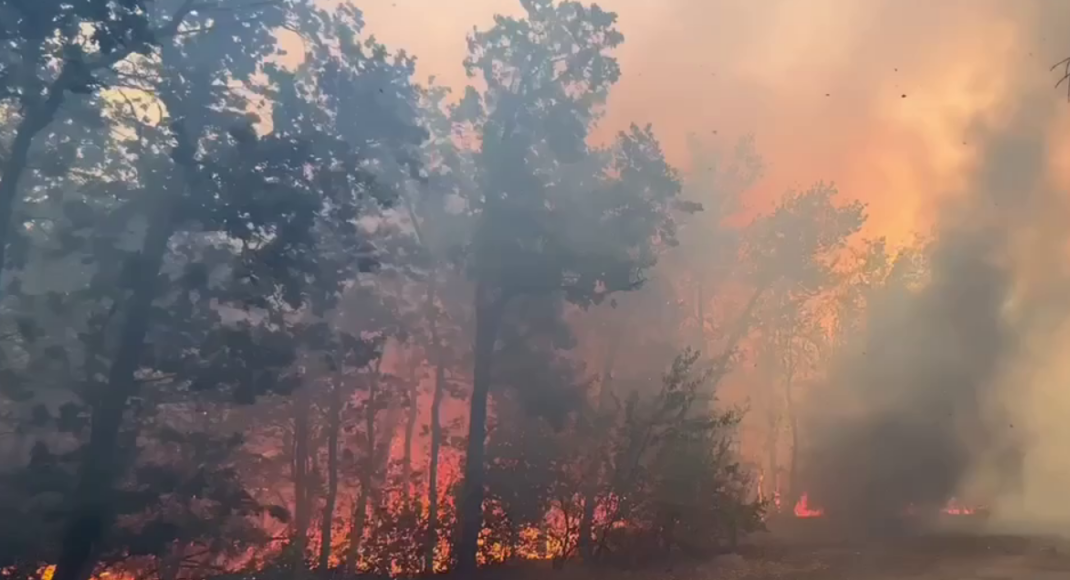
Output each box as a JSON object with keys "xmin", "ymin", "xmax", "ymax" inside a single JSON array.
[{"xmin": 362, "ymin": 0, "xmax": 1070, "ymax": 244}]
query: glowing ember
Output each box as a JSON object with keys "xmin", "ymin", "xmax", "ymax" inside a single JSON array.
[{"xmin": 941, "ymin": 497, "xmax": 976, "ymax": 516}]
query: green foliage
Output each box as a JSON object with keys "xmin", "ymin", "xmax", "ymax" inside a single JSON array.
[
  {"xmin": 745, "ymin": 182, "xmax": 866, "ymax": 292},
  {"xmin": 462, "ymin": 0, "xmax": 684, "ymax": 306},
  {"xmin": 594, "ymin": 349, "xmax": 763, "ymax": 563}
]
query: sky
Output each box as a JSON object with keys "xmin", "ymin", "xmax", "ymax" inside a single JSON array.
[{"xmin": 356, "ymin": 0, "xmax": 1070, "ymax": 246}]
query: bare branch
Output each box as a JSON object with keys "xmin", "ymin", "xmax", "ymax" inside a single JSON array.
[{"xmin": 1051, "ymin": 57, "xmax": 1070, "ymax": 101}]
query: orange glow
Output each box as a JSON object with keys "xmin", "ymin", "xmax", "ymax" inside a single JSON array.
[
  {"xmin": 790, "ymin": 493, "xmax": 982, "ymax": 519},
  {"xmin": 940, "ymin": 498, "xmax": 977, "ymax": 516},
  {"xmin": 793, "ymin": 493, "xmax": 824, "ymax": 518}
]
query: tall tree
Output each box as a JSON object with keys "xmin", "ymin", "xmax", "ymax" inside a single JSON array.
[
  {"xmin": 35, "ymin": 1, "xmax": 427, "ymax": 577},
  {"xmin": 453, "ymin": 0, "xmax": 691, "ymax": 570},
  {"xmin": 747, "ymin": 184, "xmax": 867, "ymax": 505}
]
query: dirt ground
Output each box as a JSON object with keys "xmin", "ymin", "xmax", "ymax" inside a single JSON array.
[
  {"xmin": 506, "ymin": 518, "xmax": 1070, "ymax": 580},
  {"xmin": 688, "ymin": 518, "xmax": 1070, "ymax": 580}
]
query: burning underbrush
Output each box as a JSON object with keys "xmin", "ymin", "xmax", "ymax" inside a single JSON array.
[
  {"xmin": 782, "ymin": 493, "xmax": 985, "ymax": 521},
  {"xmin": 0, "ymin": 351, "xmax": 767, "ymax": 580}
]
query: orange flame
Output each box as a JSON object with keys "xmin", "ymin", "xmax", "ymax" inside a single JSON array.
[
  {"xmin": 793, "ymin": 493, "xmax": 824, "ymax": 518},
  {"xmin": 790, "ymin": 493, "xmax": 981, "ymax": 519}
]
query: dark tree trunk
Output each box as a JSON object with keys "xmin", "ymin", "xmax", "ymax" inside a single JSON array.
[
  {"xmin": 424, "ymin": 351, "xmax": 445, "ymax": 573},
  {"xmin": 346, "ymin": 359, "xmax": 402, "ymax": 574},
  {"xmin": 401, "ymin": 360, "xmax": 419, "ymax": 513},
  {"xmin": 577, "ymin": 488, "xmax": 598, "ymax": 562},
  {"xmin": 455, "ymin": 283, "xmax": 504, "ymax": 573},
  {"xmin": 345, "ymin": 476, "xmax": 371, "ymax": 574},
  {"xmin": 0, "ymin": 69, "xmax": 70, "ymax": 285},
  {"xmin": 319, "ymin": 380, "xmax": 342, "ymax": 571},
  {"xmin": 421, "ymin": 270, "xmax": 445, "ymax": 574},
  {"xmin": 345, "ymin": 359, "xmax": 382, "ymax": 573},
  {"xmin": 291, "ymin": 384, "xmax": 312, "ymax": 567},
  {"xmin": 578, "ymin": 331, "xmax": 621, "ymax": 562},
  {"xmin": 764, "ymin": 412, "xmax": 779, "ymax": 505},
  {"xmin": 52, "ymin": 193, "xmax": 175, "ymax": 580}
]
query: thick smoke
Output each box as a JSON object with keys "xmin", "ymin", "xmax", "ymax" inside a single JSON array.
[
  {"xmin": 804, "ymin": 77, "xmax": 1070, "ymax": 532},
  {"xmin": 369, "ymin": 0, "xmax": 1070, "ymax": 535}
]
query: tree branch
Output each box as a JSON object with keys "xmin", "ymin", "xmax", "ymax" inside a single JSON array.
[{"xmin": 1052, "ymin": 57, "xmax": 1070, "ymax": 101}]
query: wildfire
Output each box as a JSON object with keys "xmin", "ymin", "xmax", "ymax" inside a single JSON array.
[{"xmin": 789, "ymin": 494, "xmax": 981, "ymax": 519}]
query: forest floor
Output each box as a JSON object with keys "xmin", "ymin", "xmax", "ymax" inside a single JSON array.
[{"xmin": 497, "ymin": 519, "xmax": 1070, "ymax": 580}]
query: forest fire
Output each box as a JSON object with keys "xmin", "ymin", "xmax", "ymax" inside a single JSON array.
[
  {"xmin": 788, "ymin": 494, "xmax": 982, "ymax": 520},
  {"xmin": 4, "ymin": 0, "xmax": 1070, "ymax": 578}
]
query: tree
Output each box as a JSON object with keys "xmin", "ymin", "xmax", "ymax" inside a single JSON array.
[
  {"xmin": 0, "ymin": 0, "xmax": 210, "ymax": 291},
  {"xmin": 451, "ymin": 0, "xmax": 692, "ymax": 570},
  {"xmin": 595, "ymin": 349, "xmax": 761, "ymax": 564},
  {"xmin": 395, "ymin": 76, "xmax": 480, "ymax": 573},
  {"xmin": 0, "ymin": 1, "xmax": 430, "ymax": 577},
  {"xmin": 744, "ymin": 184, "xmax": 865, "ymax": 506}
]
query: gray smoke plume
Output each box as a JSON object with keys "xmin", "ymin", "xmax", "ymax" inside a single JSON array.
[{"xmin": 803, "ymin": 71, "xmax": 1070, "ymax": 533}]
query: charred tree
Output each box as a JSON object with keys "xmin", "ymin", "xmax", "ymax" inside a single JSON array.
[{"xmin": 456, "ymin": 284, "xmax": 505, "ymax": 572}]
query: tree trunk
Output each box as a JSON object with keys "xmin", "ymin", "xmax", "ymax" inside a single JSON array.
[
  {"xmin": 0, "ymin": 70, "xmax": 69, "ymax": 285},
  {"xmin": 291, "ymin": 384, "xmax": 312, "ymax": 568},
  {"xmin": 421, "ymin": 269, "xmax": 446, "ymax": 574},
  {"xmin": 345, "ymin": 476, "xmax": 371, "ymax": 574},
  {"xmin": 365, "ymin": 400, "xmax": 403, "ymax": 556},
  {"xmin": 345, "ymin": 360, "xmax": 381, "ymax": 573},
  {"xmin": 319, "ymin": 380, "xmax": 342, "ymax": 571},
  {"xmin": 345, "ymin": 358, "xmax": 402, "ymax": 574},
  {"xmin": 578, "ymin": 330, "xmax": 621, "ymax": 562},
  {"xmin": 158, "ymin": 540, "xmax": 187, "ymax": 580},
  {"xmin": 0, "ymin": 11, "xmax": 196, "ymax": 292},
  {"xmin": 764, "ymin": 411, "xmax": 779, "ymax": 507},
  {"xmin": 52, "ymin": 192, "xmax": 176, "ymax": 580},
  {"xmin": 425, "ymin": 350, "xmax": 445, "ymax": 573},
  {"xmin": 401, "ymin": 358, "xmax": 420, "ymax": 513},
  {"xmin": 456, "ymin": 283, "xmax": 505, "ymax": 573},
  {"xmin": 783, "ymin": 339, "xmax": 799, "ymax": 508}
]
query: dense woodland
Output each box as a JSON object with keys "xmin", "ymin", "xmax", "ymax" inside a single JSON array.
[{"xmin": 0, "ymin": 0, "xmax": 936, "ymax": 578}]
